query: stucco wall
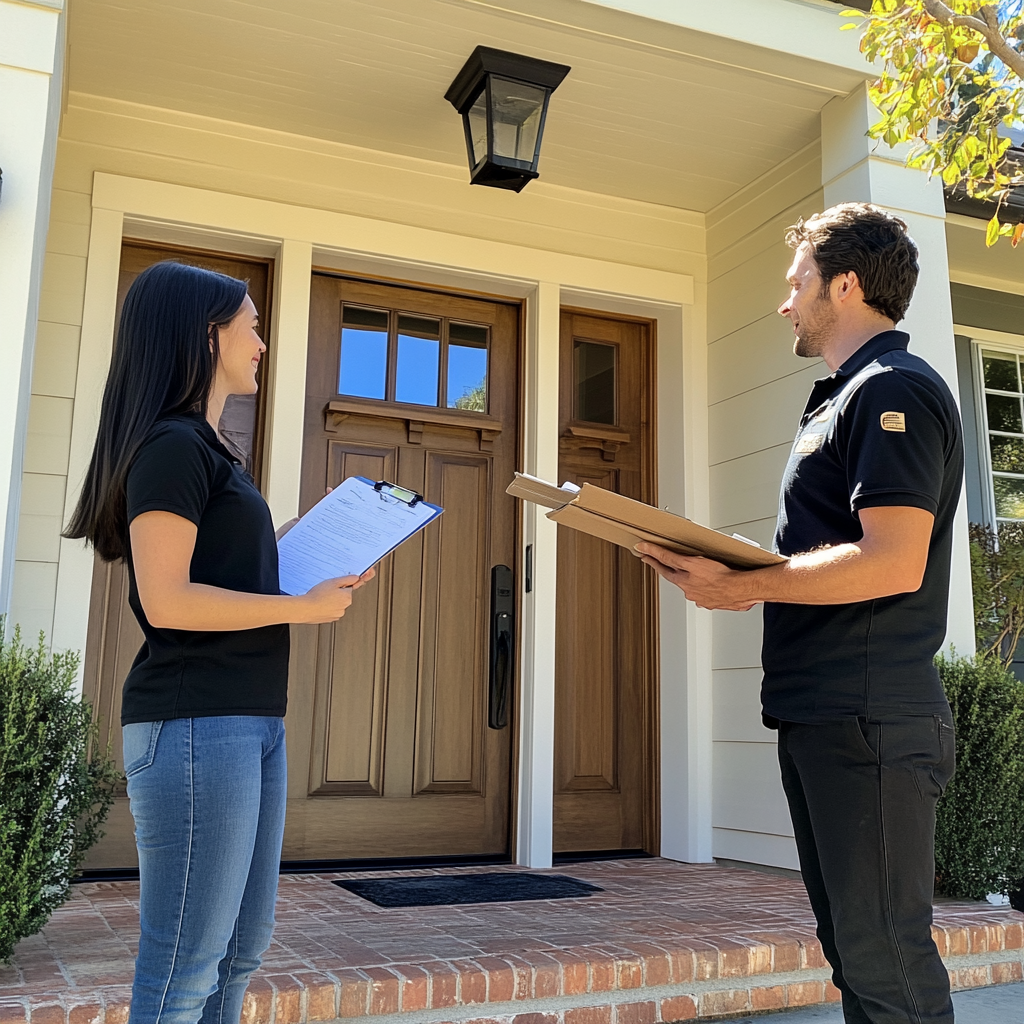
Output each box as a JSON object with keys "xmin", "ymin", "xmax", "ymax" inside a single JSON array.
[{"xmin": 704, "ymin": 143, "xmax": 825, "ymax": 871}]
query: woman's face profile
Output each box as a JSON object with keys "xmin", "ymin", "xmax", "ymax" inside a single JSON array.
[{"xmin": 215, "ymin": 294, "xmax": 265, "ymax": 396}]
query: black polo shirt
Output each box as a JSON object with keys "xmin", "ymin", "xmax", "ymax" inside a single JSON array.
[
  {"xmin": 761, "ymin": 331, "xmax": 964, "ymax": 724},
  {"xmin": 121, "ymin": 413, "xmax": 290, "ymax": 725}
]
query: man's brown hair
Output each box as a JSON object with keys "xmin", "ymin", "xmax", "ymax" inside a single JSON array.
[{"xmin": 785, "ymin": 203, "xmax": 919, "ymax": 323}]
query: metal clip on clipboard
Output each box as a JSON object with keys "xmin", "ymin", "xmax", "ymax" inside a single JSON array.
[{"xmin": 373, "ymin": 480, "xmax": 423, "ymax": 506}]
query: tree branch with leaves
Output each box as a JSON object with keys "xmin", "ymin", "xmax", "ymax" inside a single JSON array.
[{"xmin": 844, "ymin": 1, "xmax": 1024, "ymax": 245}]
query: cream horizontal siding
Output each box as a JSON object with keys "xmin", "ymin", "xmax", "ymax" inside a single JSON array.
[
  {"xmin": 712, "ymin": 606, "xmax": 763, "ymax": 671},
  {"xmin": 705, "ymin": 143, "xmax": 824, "ymax": 869},
  {"xmin": 709, "ymin": 443, "xmax": 791, "ymax": 529},
  {"xmin": 10, "ymin": 187, "xmax": 89, "ymax": 641},
  {"xmin": 712, "ymin": 828, "xmax": 801, "ymax": 871},
  {"xmin": 712, "ymin": 741, "xmax": 792, "ymax": 836},
  {"xmin": 709, "ymin": 364, "xmax": 819, "ymax": 466}
]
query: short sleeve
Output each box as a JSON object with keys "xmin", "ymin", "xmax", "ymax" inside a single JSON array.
[
  {"xmin": 838, "ymin": 369, "xmax": 950, "ymax": 517},
  {"xmin": 126, "ymin": 426, "xmax": 212, "ymax": 527}
]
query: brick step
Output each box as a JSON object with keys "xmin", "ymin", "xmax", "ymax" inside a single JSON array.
[
  {"xmin": 2, "ymin": 863, "xmax": 1022, "ymax": 1024},
  {"xmin": 2, "ymin": 923, "xmax": 1021, "ymax": 1023}
]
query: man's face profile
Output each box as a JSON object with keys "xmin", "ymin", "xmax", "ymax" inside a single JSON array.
[{"xmin": 779, "ymin": 243, "xmax": 837, "ymax": 359}]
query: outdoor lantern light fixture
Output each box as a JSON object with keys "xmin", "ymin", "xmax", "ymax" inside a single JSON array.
[{"xmin": 445, "ymin": 46, "xmax": 570, "ymax": 193}]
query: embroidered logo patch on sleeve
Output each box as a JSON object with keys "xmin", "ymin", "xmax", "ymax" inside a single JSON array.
[
  {"xmin": 880, "ymin": 411, "xmax": 906, "ymax": 432},
  {"xmin": 796, "ymin": 432, "xmax": 825, "ymax": 453}
]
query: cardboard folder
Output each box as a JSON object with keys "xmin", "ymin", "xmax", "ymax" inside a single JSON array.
[{"xmin": 506, "ymin": 473, "xmax": 785, "ymax": 571}]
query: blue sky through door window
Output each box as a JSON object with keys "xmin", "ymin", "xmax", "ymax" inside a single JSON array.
[
  {"xmin": 339, "ymin": 306, "xmax": 388, "ymax": 399},
  {"xmin": 448, "ymin": 323, "xmax": 488, "ymax": 411},
  {"xmin": 395, "ymin": 314, "xmax": 440, "ymax": 405}
]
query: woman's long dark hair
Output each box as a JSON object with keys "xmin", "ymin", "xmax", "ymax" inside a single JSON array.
[{"xmin": 64, "ymin": 261, "xmax": 248, "ymax": 561}]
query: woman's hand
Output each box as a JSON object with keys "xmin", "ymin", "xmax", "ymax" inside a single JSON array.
[
  {"xmin": 295, "ymin": 568, "xmax": 376, "ymax": 624},
  {"xmin": 131, "ymin": 510, "xmax": 378, "ymax": 631}
]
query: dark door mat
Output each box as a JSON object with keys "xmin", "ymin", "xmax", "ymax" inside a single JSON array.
[{"xmin": 333, "ymin": 871, "xmax": 603, "ymax": 908}]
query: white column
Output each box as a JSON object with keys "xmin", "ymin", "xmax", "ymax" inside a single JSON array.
[
  {"xmin": 821, "ymin": 83, "xmax": 975, "ymax": 656},
  {"xmin": 263, "ymin": 239, "xmax": 313, "ymax": 527},
  {"xmin": 0, "ymin": 0, "xmax": 65, "ymax": 619},
  {"xmin": 659, "ymin": 299, "xmax": 715, "ymax": 863},
  {"xmin": 516, "ymin": 281, "xmax": 559, "ymax": 868}
]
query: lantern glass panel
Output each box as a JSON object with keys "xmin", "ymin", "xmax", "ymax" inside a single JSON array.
[
  {"xmin": 489, "ymin": 77, "xmax": 547, "ymax": 165},
  {"xmin": 467, "ymin": 91, "xmax": 488, "ymax": 168}
]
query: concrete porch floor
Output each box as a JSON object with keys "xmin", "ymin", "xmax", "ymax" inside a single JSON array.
[{"xmin": 1, "ymin": 859, "xmax": 1022, "ymax": 1024}]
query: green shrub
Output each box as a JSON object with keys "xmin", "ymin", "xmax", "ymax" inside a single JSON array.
[
  {"xmin": 935, "ymin": 653, "xmax": 1024, "ymax": 900},
  {"xmin": 0, "ymin": 624, "xmax": 119, "ymax": 962}
]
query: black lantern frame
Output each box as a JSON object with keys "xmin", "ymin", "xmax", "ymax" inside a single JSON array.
[{"xmin": 445, "ymin": 46, "xmax": 570, "ymax": 193}]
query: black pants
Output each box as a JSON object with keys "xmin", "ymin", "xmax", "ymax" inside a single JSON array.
[{"xmin": 778, "ymin": 714, "xmax": 956, "ymax": 1024}]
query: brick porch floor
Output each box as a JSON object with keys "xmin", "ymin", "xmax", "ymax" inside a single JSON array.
[{"xmin": 1, "ymin": 859, "xmax": 1022, "ymax": 1024}]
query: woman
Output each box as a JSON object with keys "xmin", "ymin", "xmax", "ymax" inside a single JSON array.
[{"xmin": 65, "ymin": 261, "xmax": 372, "ymax": 1024}]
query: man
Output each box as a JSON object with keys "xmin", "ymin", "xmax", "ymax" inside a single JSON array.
[{"xmin": 640, "ymin": 203, "xmax": 963, "ymax": 1024}]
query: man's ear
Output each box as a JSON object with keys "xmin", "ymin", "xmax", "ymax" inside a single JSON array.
[{"xmin": 833, "ymin": 271, "xmax": 861, "ymax": 305}]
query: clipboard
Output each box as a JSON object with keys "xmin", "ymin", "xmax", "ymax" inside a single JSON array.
[
  {"xmin": 506, "ymin": 472, "xmax": 784, "ymax": 571},
  {"xmin": 277, "ymin": 476, "xmax": 443, "ymax": 595}
]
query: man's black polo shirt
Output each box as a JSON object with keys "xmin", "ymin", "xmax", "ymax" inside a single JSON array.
[{"xmin": 761, "ymin": 330, "xmax": 964, "ymax": 724}]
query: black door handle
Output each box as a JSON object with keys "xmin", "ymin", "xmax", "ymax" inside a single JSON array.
[{"xmin": 489, "ymin": 565, "xmax": 514, "ymax": 729}]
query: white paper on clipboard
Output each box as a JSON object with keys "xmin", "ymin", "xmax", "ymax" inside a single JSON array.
[{"xmin": 277, "ymin": 476, "xmax": 443, "ymax": 596}]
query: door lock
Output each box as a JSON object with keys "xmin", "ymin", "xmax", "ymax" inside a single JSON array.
[{"xmin": 488, "ymin": 565, "xmax": 514, "ymax": 729}]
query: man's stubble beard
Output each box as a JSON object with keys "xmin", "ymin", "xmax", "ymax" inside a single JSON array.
[{"xmin": 793, "ymin": 296, "xmax": 837, "ymax": 360}]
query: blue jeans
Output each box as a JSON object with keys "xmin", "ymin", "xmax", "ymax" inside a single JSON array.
[{"xmin": 123, "ymin": 716, "xmax": 287, "ymax": 1024}]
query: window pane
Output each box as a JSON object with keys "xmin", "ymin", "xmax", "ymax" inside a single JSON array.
[
  {"xmin": 983, "ymin": 350, "xmax": 1019, "ymax": 393},
  {"xmin": 990, "ymin": 435, "xmax": 1024, "ymax": 474},
  {"xmin": 339, "ymin": 306, "xmax": 388, "ymax": 399},
  {"xmin": 987, "ymin": 393, "xmax": 1024, "ymax": 433},
  {"xmin": 574, "ymin": 340, "xmax": 616, "ymax": 424},
  {"xmin": 468, "ymin": 92, "xmax": 487, "ymax": 168},
  {"xmin": 994, "ymin": 476, "xmax": 1024, "ymax": 519},
  {"xmin": 448, "ymin": 323, "xmax": 488, "ymax": 411},
  {"xmin": 490, "ymin": 77, "xmax": 546, "ymax": 165},
  {"xmin": 395, "ymin": 314, "xmax": 440, "ymax": 406}
]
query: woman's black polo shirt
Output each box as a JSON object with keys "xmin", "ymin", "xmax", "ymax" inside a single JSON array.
[
  {"xmin": 120, "ymin": 413, "xmax": 290, "ymax": 725},
  {"xmin": 761, "ymin": 331, "xmax": 964, "ymax": 725}
]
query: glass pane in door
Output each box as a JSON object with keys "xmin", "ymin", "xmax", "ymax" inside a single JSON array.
[
  {"xmin": 395, "ymin": 314, "xmax": 441, "ymax": 405},
  {"xmin": 574, "ymin": 340, "xmax": 616, "ymax": 424},
  {"xmin": 339, "ymin": 306, "xmax": 388, "ymax": 399},
  {"xmin": 447, "ymin": 323, "xmax": 488, "ymax": 411}
]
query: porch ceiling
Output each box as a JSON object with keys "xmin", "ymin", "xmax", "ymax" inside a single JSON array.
[{"xmin": 67, "ymin": 0, "xmax": 869, "ymax": 211}]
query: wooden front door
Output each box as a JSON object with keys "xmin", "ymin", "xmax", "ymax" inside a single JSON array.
[
  {"xmin": 281, "ymin": 276, "xmax": 519, "ymax": 860},
  {"xmin": 82, "ymin": 242, "xmax": 274, "ymax": 869},
  {"xmin": 553, "ymin": 309, "xmax": 658, "ymax": 854}
]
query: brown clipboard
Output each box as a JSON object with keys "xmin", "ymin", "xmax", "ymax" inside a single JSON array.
[{"xmin": 506, "ymin": 473, "xmax": 785, "ymax": 571}]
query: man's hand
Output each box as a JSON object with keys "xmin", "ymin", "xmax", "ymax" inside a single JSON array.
[
  {"xmin": 638, "ymin": 505, "xmax": 934, "ymax": 611},
  {"xmin": 636, "ymin": 544, "xmax": 757, "ymax": 610}
]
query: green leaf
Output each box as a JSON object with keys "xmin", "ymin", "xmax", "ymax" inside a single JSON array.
[{"xmin": 987, "ymin": 213, "xmax": 1001, "ymax": 248}]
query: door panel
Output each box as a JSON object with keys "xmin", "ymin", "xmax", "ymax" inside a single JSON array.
[
  {"xmin": 415, "ymin": 453, "xmax": 491, "ymax": 795},
  {"xmin": 312, "ymin": 440, "xmax": 396, "ymax": 796},
  {"xmin": 282, "ymin": 275, "xmax": 519, "ymax": 860},
  {"xmin": 82, "ymin": 243, "xmax": 274, "ymax": 869},
  {"xmin": 554, "ymin": 309, "xmax": 658, "ymax": 854}
]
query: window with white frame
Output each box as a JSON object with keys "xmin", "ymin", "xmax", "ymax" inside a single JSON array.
[{"xmin": 978, "ymin": 344, "xmax": 1024, "ymax": 522}]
